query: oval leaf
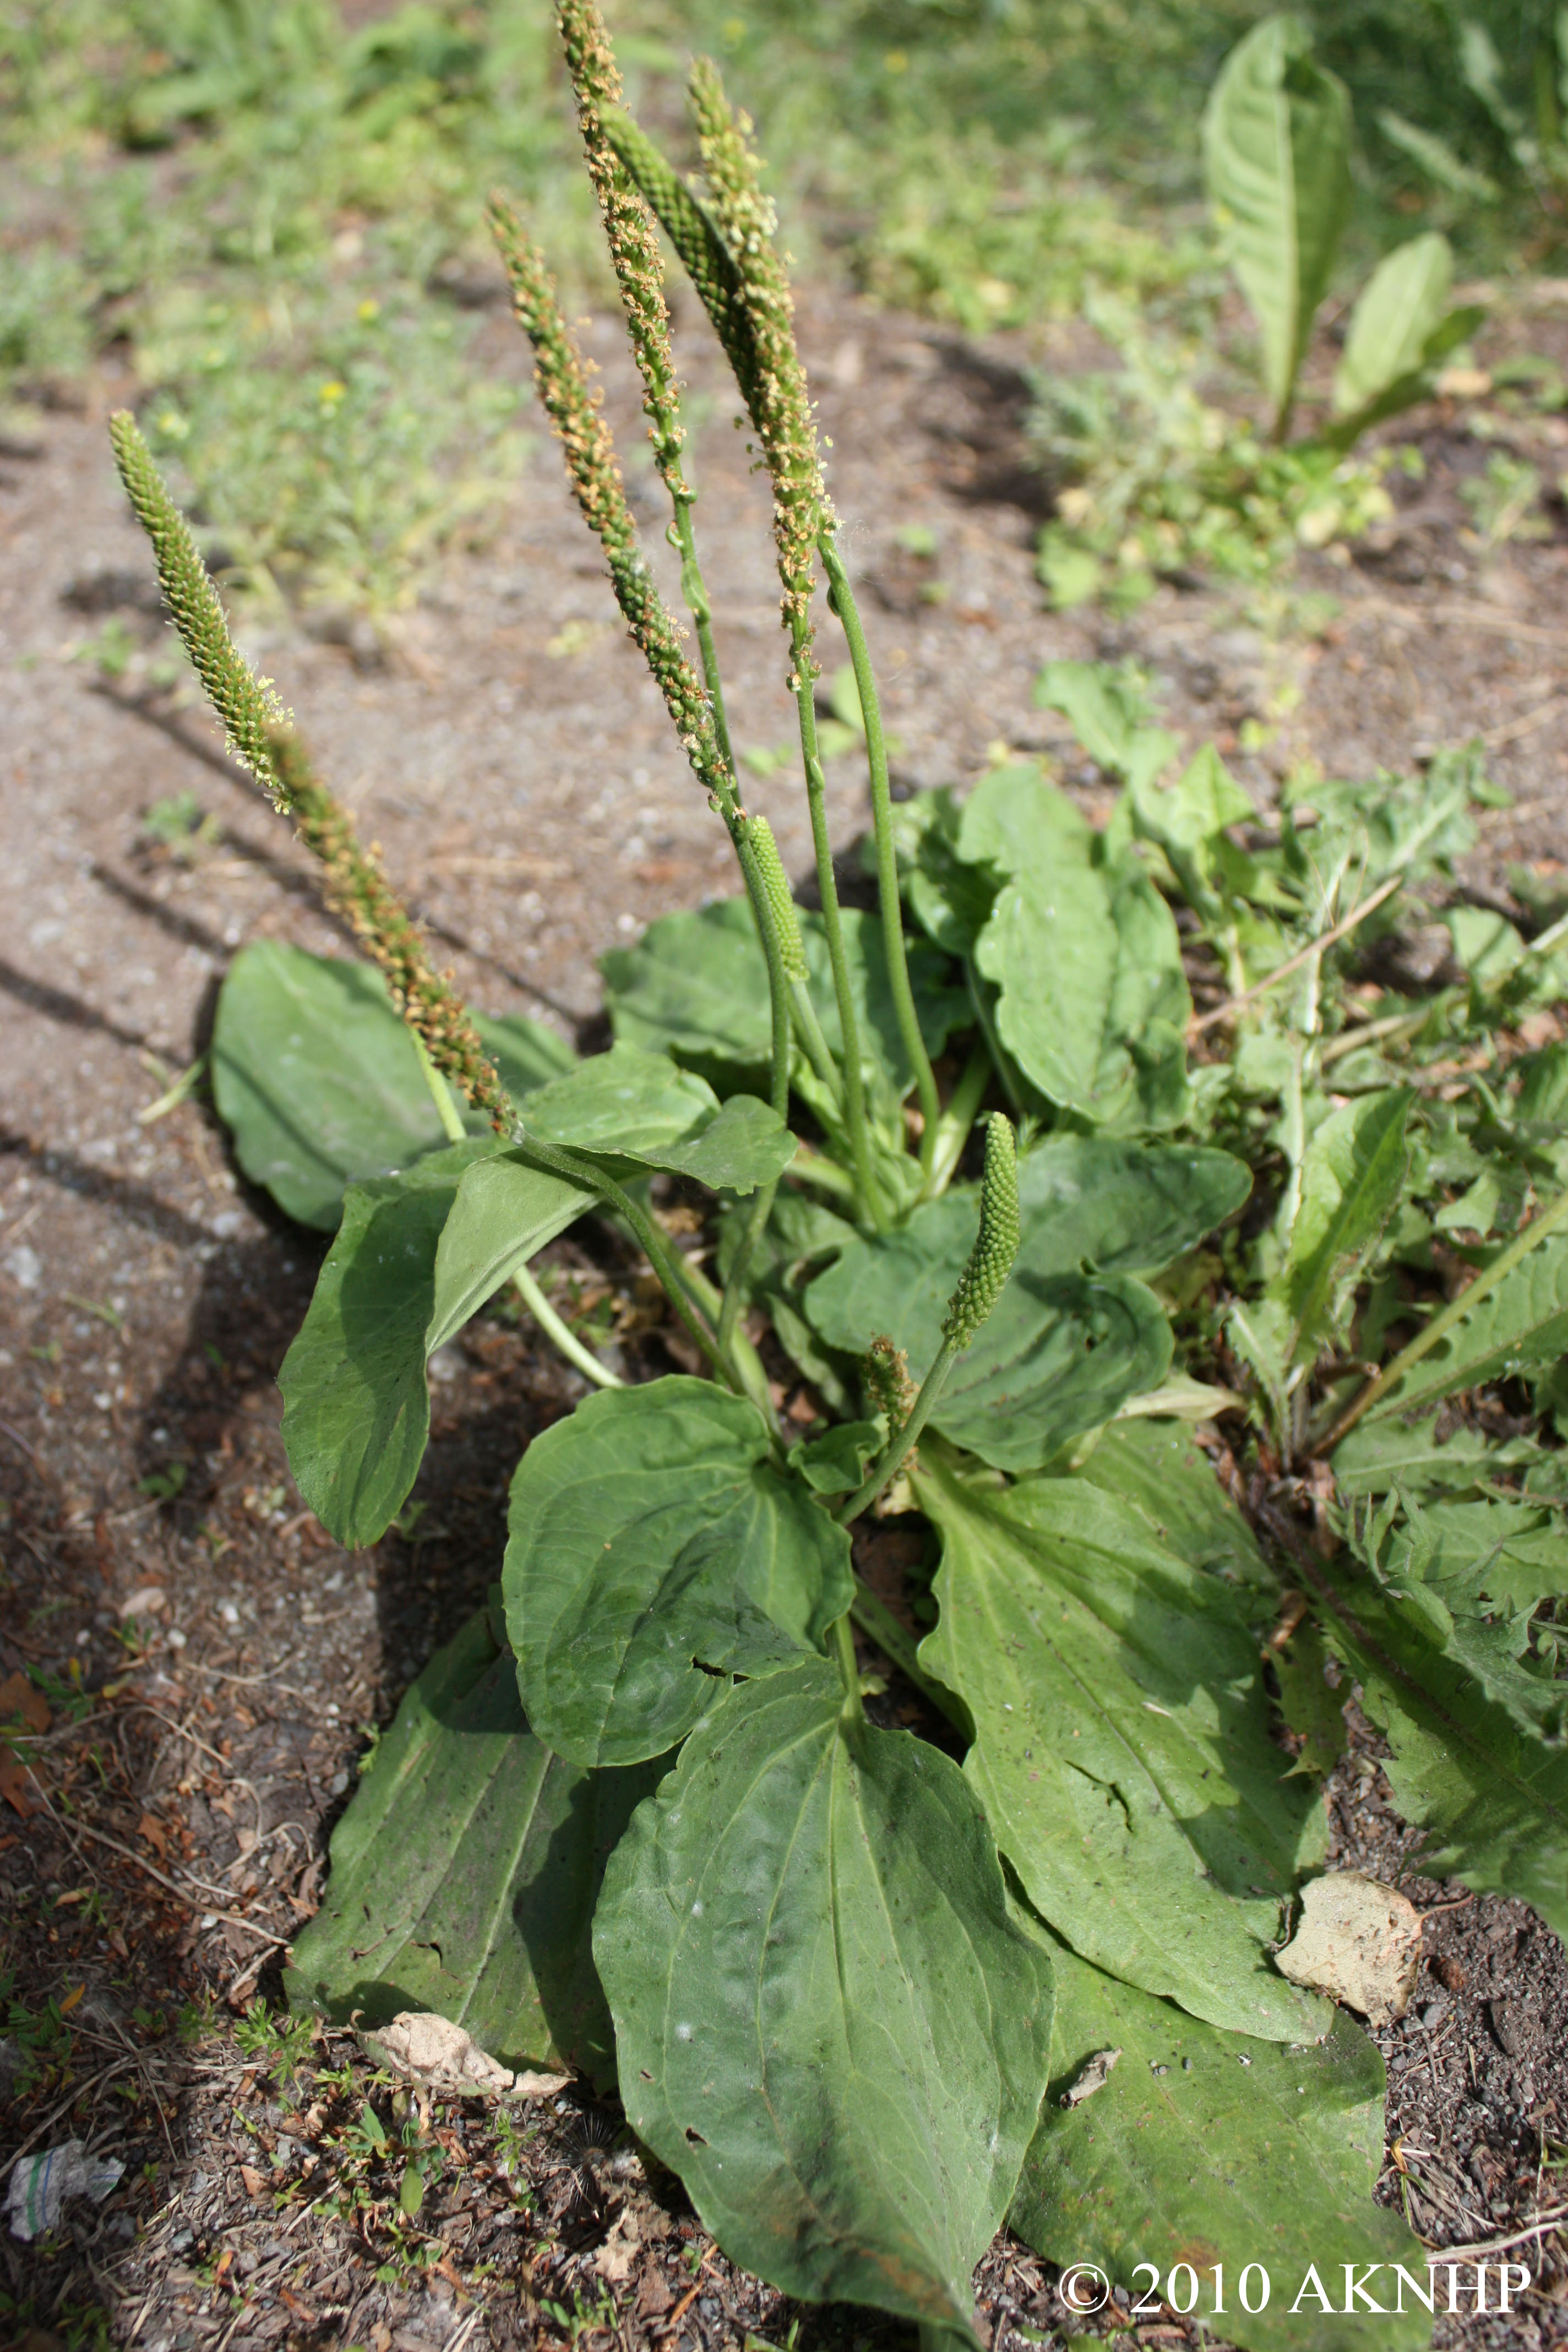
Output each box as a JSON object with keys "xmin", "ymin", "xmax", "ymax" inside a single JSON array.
[
  {"xmin": 522, "ymin": 1042, "xmax": 794, "ymax": 1194},
  {"xmin": 211, "ymin": 939, "xmax": 573, "ymax": 1229},
  {"xmin": 285, "ymin": 1608, "xmax": 659, "ymax": 2086},
  {"xmin": 1011, "ymin": 1934, "xmax": 1429, "ymax": 2352},
  {"xmin": 1332, "ymin": 231, "xmax": 1453, "ymax": 416},
  {"xmin": 805, "ymin": 1139, "xmax": 1247, "ymax": 1471},
  {"xmin": 602, "ymin": 897, "xmax": 967, "ymax": 1096},
  {"xmin": 595, "ymin": 1658, "xmax": 1055, "ymax": 2336},
  {"xmin": 503, "ymin": 1378, "xmax": 852, "ymax": 1767},
  {"xmin": 280, "ymin": 1142, "xmax": 590, "ymax": 1548},
  {"xmin": 914, "ymin": 1451, "xmax": 1329, "ymax": 2040},
  {"xmin": 429, "ymin": 1152, "xmax": 599, "ymax": 1354},
  {"xmin": 976, "ymin": 859, "xmax": 1191, "ymax": 1130},
  {"xmin": 1201, "ymin": 16, "xmax": 1352, "ymax": 427}
]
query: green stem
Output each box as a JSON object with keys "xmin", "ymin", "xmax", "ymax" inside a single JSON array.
[
  {"xmin": 790, "ymin": 617, "xmax": 880, "ymax": 1228},
  {"xmin": 785, "ymin": 1142, "xmax": 857, "ymax": 1206},
  {"xmin": 790, "ymin": 977, "xmax": 843, "ymax": 1109},
  {"xmin": 509, "ymin": 1126, "xmax": 735, "ymax": 1389},
  {"xmin": 716, "ymin": 1174, "xmax": 778, "ymax": 1365},
  {"xmin": 671, "ymin": 491, "xmax": 792, "ymax": 1133},
  {"xmin": 414, "ymin": 1032, "xmax": 466, "ymax": 1144},
  {"xmin": 964, "ymin": 957, "xmax": 1023, "ymax": 1117},
  {"xmin": 1317, "ymin": 1182, "xmax": 1568, "ymax": 1453},
  {"xmin": 829, "ymin": 1609, "xmax": 864, "ymax": 1723},
  {"xmin": 821, "ymin": 534, "xmax": 940, "ymax": 1181},
  {"xmin": 847, "ymin": 1580, "xmax": 959, "ymax": 1722},
  {"xmin": 511, "ymin": 1264, "xmax": 625, "ymax": 1389},
  {"xmin": 836, "ymin": 1335, "xmax": 961, "ymax": 1527},
  {"xmin": 677, "ymin": 1251, "xmax": 779, "ymax": 1438},
  {"xmin": 926, "ymin": 1042, "xmax": 992, "ymax": 1198}
]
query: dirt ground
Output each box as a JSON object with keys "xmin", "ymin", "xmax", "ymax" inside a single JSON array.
[{"xmin": 5, "ymin": 274, "xmax": 1568, "ymax": 2351}]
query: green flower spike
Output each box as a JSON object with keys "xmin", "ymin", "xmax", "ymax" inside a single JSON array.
[
  {"xmin": 747, "ymin": 815, "xmax": 808, "ymax": 983},
  {"xmin": 839, "ymin": 1113, "xmax": 1019, "ymax": 1524}
]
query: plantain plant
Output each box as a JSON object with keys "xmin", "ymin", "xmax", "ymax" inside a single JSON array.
[{"xmin": 109, "ymin": 7, "xmax": 1568, "ymax": 2344}]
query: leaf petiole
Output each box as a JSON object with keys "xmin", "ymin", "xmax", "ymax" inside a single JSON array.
[{"xmin": 510, "ymin": 1264, "xmax": 625, "ymax": 1390}]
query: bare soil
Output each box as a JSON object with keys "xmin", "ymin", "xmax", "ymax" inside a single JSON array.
[{"xmin": 4, "ymin": 278, "xmax": 1568, "ymax": 2352}]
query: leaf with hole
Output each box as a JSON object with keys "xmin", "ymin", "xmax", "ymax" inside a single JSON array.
[
  {"xmin": 502, "ymin": 1378, "xmax": 852, "ymax": 1767},
  {"xmin": 914, "ymin": 1450, "xmax": 1329, "ymax": 2039},
  {"xmin": 594, "ymin": 1658, "xmax": 1055, "ymax": 2339},
  {"xmin": 1010, "ymin": 1934, "xmax": 1429, "ymax": 2352},
  {"xmin": 279, "ymin": 1142, "xmax": 591, "ymax": 1547},
  {"xmin": 285, "ymin": 1607, "xmax": 659, "ymax": 2087}
]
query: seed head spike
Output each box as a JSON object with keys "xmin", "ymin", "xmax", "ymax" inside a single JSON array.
[
  {"xmin": 747, "ymin": 816, "xmax": 807, "ymax": 982},
  {"xmin": 108, "ymin": 415, "xmax": 511, "ymax": 1126},
  {"xmin": 108, "ymin": 411, "xmax": 292, "ymax": 807},
  {"xmin": 864, "ymin": 1335, "xmax": 917, "ymax": 1430},
  {"xmin": 686, "ymin": 58, "xmax": 831, "ymax": 640},
  {"xmin": 942, "ymin": 1114, "xmax": 1020, "ymax": 1348}
]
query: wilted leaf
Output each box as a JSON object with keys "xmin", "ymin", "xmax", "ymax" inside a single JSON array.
[
  {"xmin": 595, "ymin": 1658, "xmax": 1055, "ymax": 2339},
  {"xmin": 1010, "ymin": 1935, "xmax": 1429, "ymax": 2352},
  {"xmin": 503, "ymin": 1378, "xmax": 852, "ymax": 1767},
  {"xmin": 915, "ymin": 1451, "xmax": 1329, "ymax": 2039},
  {"xmin": 285, "ymin": 1609, "xmax": 658, "ymax": 2085}
]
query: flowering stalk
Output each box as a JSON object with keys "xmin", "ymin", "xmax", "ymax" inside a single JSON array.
[
  {"xmin": 487, "ymin": 191, "xmax": 790, "ymax": 1142},
  {"xmin": 108, "ymin": 412, "xmax": 511, "ymax": 1125},
  {"xmin": 683, "ymin": 62, "xmax": 880, "ymax": 1227},
  {"xmin": 821, "ymin": 535, "xmax": 941, "ymax": 1177}
]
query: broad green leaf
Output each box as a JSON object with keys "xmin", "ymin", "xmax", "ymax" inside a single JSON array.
[
  {"xmin": 595, "ymin": 1659, "xmax": 1055, "ymax": 2338},
  {"xmin": 914, "ymin": 1451, "xmax": 1329, "ymax": 2039},
  {"xmin": 805, "ymin": 1139, "xmax": 1246, "ymax": 1471},
  {"xmin": 1010, "ymin": 1936, "xmax": 1429, "ymax": 2352},
  {"xmin": 976, "ymin": 856, "xmax": 1191, "ymax": 1130},
  {"xmin": 521, "ymin": 1042, "xmax": 794, "ymax": 1194},
  {"xmin": 1031, "ymin": 663, "xmax": 1177, "ymax": 794},
  {"xmin": 285, "ymin": 1608, "xmax": 658, "ymax": 2087},
  {"xmin": 211, "ymin": 940, "xmax": 466, "ymax": 1230},
  {"xmin": 1332, "ymin": 1412, "xmax": 1537, "ymax": 1497},
  {"xmin": 885, "ymin": 786, "xmax": 998, "ymax": 955},
  {"xmin": 1320, "ymin": 1563, "xmax": 1568, "ymax": 1937},
  {"xmin": 502, "ymin": 1378, "xmax": 852, "ymax": 1767},
  {"xmin": 1332, "ymin": 232, "xmax": 1453, "ymax": 415},
  {"xmin": 1202, "ymin": 17, "xmax": 1352, "ymax": 429},
  {"xmin": 280, "ymin": 1143, "xmax": 592, "ymax": 1547},
  {"xmin": 1366, "ymin": 1228, "xmax": 1568, "ymax": 1420},
  {"xmin": 428, "ymin": 1152, "xmax": 598, "ymax": 1354},
  {"xmin": 279, "ymin": 1140, "xmax": 498, "ymax": 1548},
  {"xmin": 1070, "ymin": 1419, "xmax": 1273, "ymax": 1589},
  {"xmin": 1282, "ymin": 1091, "xmax": 1413, "ymax": 1358},
  {"xmin": 211, "ymin": 940, "xmax": 572, "ymax": 1230},
  {"xmin": 1130, "ymin": 743, "xmax": 1255, "ymax": 918},
  {"xmin": 602, "ymin": 897, "xmax": 967, "ymax": 1096},
  {"xmin": 955, "ymin": 759, "xmax": 1098, "ymax": 876}
]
